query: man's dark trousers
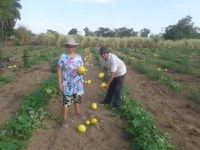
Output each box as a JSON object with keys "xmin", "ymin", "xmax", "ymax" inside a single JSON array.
[{"xmin": 104, "ymin": 74, "xmax": 125, "ymax": 107}]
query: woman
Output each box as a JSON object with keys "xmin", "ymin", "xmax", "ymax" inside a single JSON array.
[{"xmin": 57, "ymin": 37, "xmax": 84, "ymax": 128}]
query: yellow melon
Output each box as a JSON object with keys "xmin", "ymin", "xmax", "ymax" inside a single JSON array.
[
  {"xmin": 77, "ymin": 66, "xmax": 86, "ymax": 75},
  {"xmin": 77, "ymin": 124, "xmax": 86, "ymax": 133},
  {"xmin": 98, "ymin": 72, "xmax": 105, "ymax": 78}
]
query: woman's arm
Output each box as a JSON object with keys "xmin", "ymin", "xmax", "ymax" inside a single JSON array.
[{"xmin": 57, "ymin": 66, "xmax": 63, "ymax": 92}]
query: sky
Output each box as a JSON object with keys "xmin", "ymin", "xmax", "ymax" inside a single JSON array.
[{"xmin": 15, "ymin": 0, "xmax": 200, "ymax": 35}]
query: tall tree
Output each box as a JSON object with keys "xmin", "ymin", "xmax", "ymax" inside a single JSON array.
[
  {"xmin": 94, "ymin": 27, "xmax": 115, "ymax": 37},
  {"xmin": 83, "ymin": 27, "xmax": 94, "ymax": 36},
  {"xmin": 15, "ymin": 25, "xmax": 32, "ymax": 43},
  {"xmin": 140, "ymin": 28, "xmax": 150, "ymax": 37},
  {"xmin": 0, "ymin": 0, "xmax": 22, "ymax": 46},
  {"xmin": 68, "ymin": 28, "xmax": 78, "ymax": 35},
  {"xmin": 46, "ymin": 29, "xmax": 60, "ymax": 40},
  {"xmin": 163, "ymin": 15, "xmax": 200, "ymax": 40},
  {"xmin": 115, "ymin": 27, "xmax": 138, "ymax": 37}
]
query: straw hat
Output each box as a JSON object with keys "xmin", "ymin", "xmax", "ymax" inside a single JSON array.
[{"xmin": 63, "ymin": 38, "xmax": 79, "ymax": 46}]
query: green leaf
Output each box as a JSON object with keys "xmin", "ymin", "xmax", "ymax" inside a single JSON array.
[{"xmin": 132, "ymin": 119, "xmax": 141, "ymax": 127}]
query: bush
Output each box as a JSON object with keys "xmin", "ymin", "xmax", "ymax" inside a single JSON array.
[{"xmin": 13, "ymin": 41, "xmax": 21, "ymax": 46}]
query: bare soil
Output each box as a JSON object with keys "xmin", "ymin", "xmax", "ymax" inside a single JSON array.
[
  {"xmin": 27, "ymin": 53, "xmax": 130, "ymax": 150},
  {"xmin": 0, "ymin": 63, "xmax": 52, "ymax": 124},
  {"xmin": 0, "ymin": 48, "xmax": 200, "ymax": 150},
  {"xmin": 165, "ymin": 71, "xmax": 200, "ymax": 91},
  {"xmin": 125, "ymin": 65, "xmax": 200, "ymax": 150}
]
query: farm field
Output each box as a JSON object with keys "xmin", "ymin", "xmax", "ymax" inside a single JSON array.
[{"xmin": 0, "ymin": 46, "xmax": 200, "ymax": 150}]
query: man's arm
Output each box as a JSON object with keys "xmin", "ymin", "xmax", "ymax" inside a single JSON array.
[
  {"xmin": 107, "ymin": 72, "xmax": 115, "ymax": 86},
  {"xmin": 103, "ymin": 72, "xmax": 115, "ymax": 90}
]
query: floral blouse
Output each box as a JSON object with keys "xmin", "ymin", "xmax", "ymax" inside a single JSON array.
[{"xmin": 57, "ymin": 54, "xmax": 84, "ymax": 96}]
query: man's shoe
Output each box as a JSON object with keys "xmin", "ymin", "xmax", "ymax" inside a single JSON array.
[{"xmin": 111, "ymin": 107, "xmax": 118, "ymax": 112}]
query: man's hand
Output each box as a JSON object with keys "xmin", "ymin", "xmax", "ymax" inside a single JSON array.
[
  {"xmin": 107, "ymin": 72, "xmax": 115, "ymax": 87},
  {"xmin": 103, "ymin": 84, "xmax": 109, "ymax": 90}
]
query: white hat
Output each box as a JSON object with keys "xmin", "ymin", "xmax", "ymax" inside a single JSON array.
[{"xmin": 63, "ymin": 38, "xmax": 79, "ymax": 46}]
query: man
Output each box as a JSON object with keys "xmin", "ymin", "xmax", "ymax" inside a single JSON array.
[{"xmin": 99, "ymin": 47, "xmax": 126, "ymax": 109}]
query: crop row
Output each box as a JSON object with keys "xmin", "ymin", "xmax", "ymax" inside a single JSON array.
[
  {"xmin": 0, "ymin": 76, "xmax": 59, "ymax": 149},
  {"xmin": 111, "ymin": 48, "xmax": 200, "ymax": 106}
]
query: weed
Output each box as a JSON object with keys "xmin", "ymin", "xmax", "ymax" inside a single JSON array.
[
  {"xmin": 22, "ymin": 48, "xmax": 30, "ymax": 68},
  {"xmin": 0, "ymin": 74, "xmax": 12, "ymax": 84},
  {"xmin": 49, "ymin": 59, "xmax": 58, "ymax": 73},
  {"xmin": 13, "ymin": 41, "xmax": 21, "ymax": 46},
  {"xmin": 118, "ymin": 87, "xmax": 172, "ymax": 150},
  {"xmin": 187, "ymin": 88, "xmax": 200, "ymax": 105},
  {"xmin": 0, "ymin": 76, "xmax": 58, "ymax": 149}
]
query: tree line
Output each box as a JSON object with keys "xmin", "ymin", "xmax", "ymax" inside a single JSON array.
[
  {"xmin": 68, "ymin": 15, "xmax": 200, "ymax": 40},
  {"xmin": 33, "ymin": 15, "xmax": 200, "ymax": 41},
  {"xmin": 1, "ymin": 0, "xmax": 200, "ymax": 47}
]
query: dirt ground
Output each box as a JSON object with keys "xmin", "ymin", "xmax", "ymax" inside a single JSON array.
[
  {"xmin": 26, "ymin": 53, "xmax": 130, "ymax": 150},
  {"xmin": 166, "ymin": 71, "xmax": 200, "ymax": 91},
  {"xmin": 0, "ymin": 63, "xmax": 52, "ymax": 124},
  {"xmin": 0, "ymin": 48, "xmax": 200, "ymax": 150},
  {"xmin": 125, "ymin": 65, "xmax": 200, "ymax": 150}
]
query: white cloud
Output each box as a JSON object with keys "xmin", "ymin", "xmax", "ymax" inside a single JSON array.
[{"xmin": 71, "ymin": 0, "xmax": 116, "ymax": 4}]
